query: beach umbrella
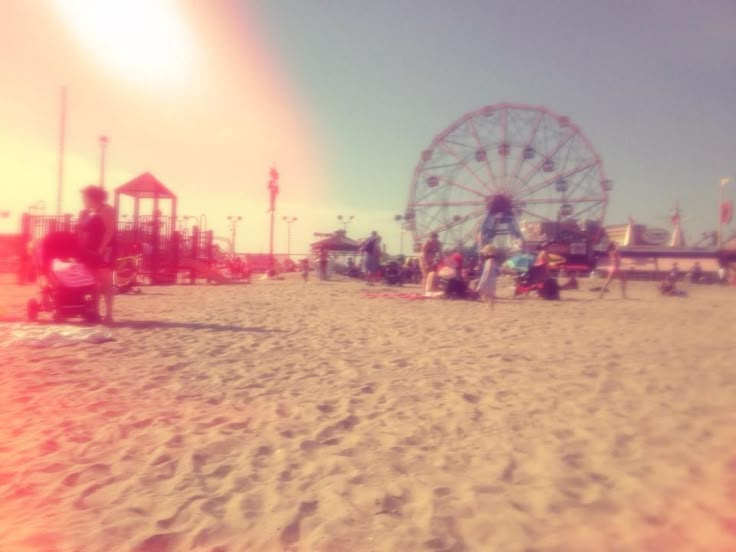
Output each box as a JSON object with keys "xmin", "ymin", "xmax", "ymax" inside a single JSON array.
[{"xmin": 503, "ymin": 253, "xmax": 535, "ymax": 272}]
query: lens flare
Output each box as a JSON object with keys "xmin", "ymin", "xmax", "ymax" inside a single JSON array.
[{"xmin": 50, "ymin": 0, "xmax": 198, "ymax": 88}]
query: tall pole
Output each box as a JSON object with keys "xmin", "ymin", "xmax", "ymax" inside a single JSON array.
[
  {"xmin": 99, "ymin": 135, "xmax": 109, "ymax": 189},
  {"xmin": 227, "ymin": 215, "xmax": 242, "ymax": 254},
  {"xmin": 56, "ymin": 86, "xmax": 67, "ymax": 215},
  {"xmin": 394, "ymin": 214, "xmax": 405, "ymax": 256},
  {"xmin": 720, "ymin": 178, "xmax": 732, "ymax": 249},
  {"xmin": 268, "ymin": 166, "xmax": 279, "ymax": 271},
  {"xmin": 282, "ymin": 216, "xmax": 297, "ymax": 257}
]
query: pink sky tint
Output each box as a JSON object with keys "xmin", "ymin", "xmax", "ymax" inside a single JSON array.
[{"xmin": 0, "ymin": 0, "xmax": 327, "ymax": 252}]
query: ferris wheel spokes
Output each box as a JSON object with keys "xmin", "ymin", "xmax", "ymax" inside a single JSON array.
[
  {"xmin": 466, "ymin": 118, "xmax": 497, "ymax": 191},
  {"xmin": 436, "ymin": 142, "xmax": 491, "ymax": 193},
  {"xmin": 516, "ymin": 207, "xmax": 557, "ymax": 223},
  {"xmin": 517, "ymin": 127, "xmax": 576, "ymax": 189},
  {"xmin": 413, "ymin": 200, "xmax": 487, "ymax": 208},
  {"xmin": 518, "ymin": 159, "xmax": 600, "ymax": 200},
  {"xmin": 445, "ymin": 178, "xmax": 488, "ymax": 199},
  {"xmin": 507, "ymin": 110, "xmax": 545, "ymax": 186},
  {"xmin": 422, "ymin": 206, "xmax": 487, "ymax": 237}
]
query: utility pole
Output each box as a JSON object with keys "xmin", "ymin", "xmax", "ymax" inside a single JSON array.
[
  {"xmin": 99, "ymin": 135, "xmax": 109, "ymax": 189},
  {"xmin": 282, "ymin": 216, "xmax": 298, "ymax": 257},
  {"xmin": 227, "ymin": 215, "xmax": 242, "ymax": 254},
  {"xmin": 394, "ymin": 214, "xmax": 405, "ymax": 256},
  {"xmin": 267, "ymin": 165, "xmax": 279, "ymax": 272},
  {"xmin": 56, "ymin": 86, "xmax": 67, "ymax": 215}
]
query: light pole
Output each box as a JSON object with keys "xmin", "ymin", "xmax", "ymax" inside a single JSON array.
[
  {"xmin": 267, "ymin": 166, "xmax": 279, "ymax": 271},
  {"xmin": 337, "ymin": 214, "xmax": 354, "ymax": 232},
  {"xmin": 98, "ymin": 135, "xmax": 109, "ymax": 189},
  {"xmin": 182, "ymin": 216, "xmax": 198, "ymax": 232},
  {"xmin": 282, "ymin": 216, "xmax": 298, "ymax": 258},
  {"xmin": 227, "ymin": 215, "xmax": 242, "ymax": 254},
  {"xmin": 394, "ymin": 214, "xmax": 405, "ymax": 256},
  {"xmin": 56, "ymin": 86, "xmax": 67, "ymax": 215},
  {"xmin": 720, "ymin": 177, "xmax": 733, "ymax": 249}
]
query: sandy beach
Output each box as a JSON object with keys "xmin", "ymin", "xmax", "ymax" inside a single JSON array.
[{"xmin": 1, "ymin": 276, "xmax": 735, "ymax": 551}]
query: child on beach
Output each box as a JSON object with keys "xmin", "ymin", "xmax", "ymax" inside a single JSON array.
[{"xmin": 476, "ymin": 244, "xmax": 500, "ymax": 309}]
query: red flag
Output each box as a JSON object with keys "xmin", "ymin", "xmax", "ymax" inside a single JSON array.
[{"xmin": 721, "ymin": 200, "xmax": 733, "ymax": 224}]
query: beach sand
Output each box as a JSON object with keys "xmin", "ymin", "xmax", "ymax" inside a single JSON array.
[{"xmin": 1, "ymin": 275, "xmax": 735, "ymax": 551}]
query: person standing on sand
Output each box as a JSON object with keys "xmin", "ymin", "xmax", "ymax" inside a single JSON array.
[
  {"xmin": 300, "ymin": 257, "xmax": 309, "ymax": 282},
  {"xmin": 476, "ymin": 244, "xmax": 500, "ymax": 309},
  {"xmin": 420, "ymin": 232, "xmax": 441, "ymax": 286},
  {"xmin": 318, "ymin": 248, "xmax": 329, "ymax": 280},
  {"xmin": 79, "ymin": 185, "xmax": 116, "ymax": 323},
  {"xmin": 599, "ymin": 241, "xmax": 627, "ymax": 299},
  {"xmin": 361, "ymin": 231, "xmax": 381, "ymax": 286}
]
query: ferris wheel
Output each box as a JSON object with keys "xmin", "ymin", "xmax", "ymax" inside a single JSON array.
[{"xmin": 405, "ymin": 103, "xmax": 612, "ymax": 251}]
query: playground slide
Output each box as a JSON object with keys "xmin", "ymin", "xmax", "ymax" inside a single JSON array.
[{"xmin": 179, "ymin": 259, "xmax": 231, "ymax": 283}]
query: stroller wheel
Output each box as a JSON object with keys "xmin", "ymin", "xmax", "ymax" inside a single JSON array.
[{"xmin": 26, "ymin": 298, "xmax": 40, "ymax": 321}]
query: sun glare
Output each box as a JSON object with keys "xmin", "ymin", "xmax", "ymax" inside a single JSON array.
[{"xmin": 50, "ymin": 0, "xmax": 198, "ymax": 88}]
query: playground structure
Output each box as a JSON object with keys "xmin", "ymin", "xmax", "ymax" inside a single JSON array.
[
  {"xmin": 14, "ymin": 173, "xmax": 228, "ymax": 285},
  {"xmin": 405, "ymin": 102, "xmax": 611, "ymax": 268}
]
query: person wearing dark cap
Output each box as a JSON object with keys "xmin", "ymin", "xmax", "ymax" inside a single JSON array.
[
  {"xmin": 79, "ymin": 185, "xmax": 116, "ymax": 323},
  {"xmin": 361, "ymin": 231, "xmax": 381, "ymax": 286}
]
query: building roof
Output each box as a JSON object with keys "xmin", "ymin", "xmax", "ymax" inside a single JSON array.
[
  {"xmin": 310, "ymin": 231, "xmax": 360, "ymax": 252},
  {"xmin": 115, "ymin": 172, "xmax": 176, "ymax": 199}
]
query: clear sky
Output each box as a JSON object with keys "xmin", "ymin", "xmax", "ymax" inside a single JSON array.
[{"xmin": 1, "ymin": 0, "xmax": 735, "ymax": 253}]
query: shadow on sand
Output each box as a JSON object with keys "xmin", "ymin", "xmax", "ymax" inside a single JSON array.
[{"xmin": 111, "ymin": 320, "xmax": 285, "ymax": 333}]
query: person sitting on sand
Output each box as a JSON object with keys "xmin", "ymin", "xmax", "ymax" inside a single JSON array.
[
  {"xmin": 689, "ymin": 261, "xmax": 703, "ymax": 284},
  {"xmin": 561, "ymin": 272, "xmax": 579, "ymax": 290},
  {"xmin": 534, "ymin": 242, "xmax": 551, "ymax": 279},
  {"xmin": 670, "ymin": 262, "xmax": 681, "ymax": 283},
  {"xmin": 598, "ymin": 242, "xmax": 626, "ymax": 299},
  {"xmin": 476, "ymin": 244, "xmax": 500, "ymax": 309}
]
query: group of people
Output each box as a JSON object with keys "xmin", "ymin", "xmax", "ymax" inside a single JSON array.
[{"xmin": 420, "ymin": 232, "xmax": 501, "ymax": 308}]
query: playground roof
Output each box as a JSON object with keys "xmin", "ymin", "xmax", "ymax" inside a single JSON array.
[
  {"xmin": 310, "ymin": 232, "xmax": 360, "ymax": 252},
  {"xmin": 116, "ymin": 172, "xmax": 176, "ymax": 199}
]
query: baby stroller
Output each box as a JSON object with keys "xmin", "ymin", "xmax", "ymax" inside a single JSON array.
[
  {"xmin": 382, "ymin": 261, "xmax": 403, "ymax": 286},
  {"xmin": 514, "ymin": 265, "xmax": 560, "ymax": 300},
  {"xmin": 27, "ymin": 232, "xmax": 100, "ymax": 322}
]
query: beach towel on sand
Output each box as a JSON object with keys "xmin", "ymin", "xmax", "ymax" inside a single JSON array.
[
  {"xmin": 362, "ymin": 292, "xmax": 429, "ymax": 300},
  {"xmin": 0, "ymin": 323, "xmax": 114, "ymax": 348}
]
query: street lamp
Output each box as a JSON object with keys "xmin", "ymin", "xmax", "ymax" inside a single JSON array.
[
  {"xmin": 394, "ymin": 214, "xmax": 406, "ymax": 256},
  {"xmin": 337, "ymin": 214, "xmax": 354, "ymax": 232},
  {"xmin": 98, "ymin": 135, "xmax": 109, "ymax": 189},
  {"xmin": 282, "ymin": 216, "xmax": 298, "ymax": 258},
  {"xmin": 227, "ymin": 215, "xmax": 243, "ymax": 254}
]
